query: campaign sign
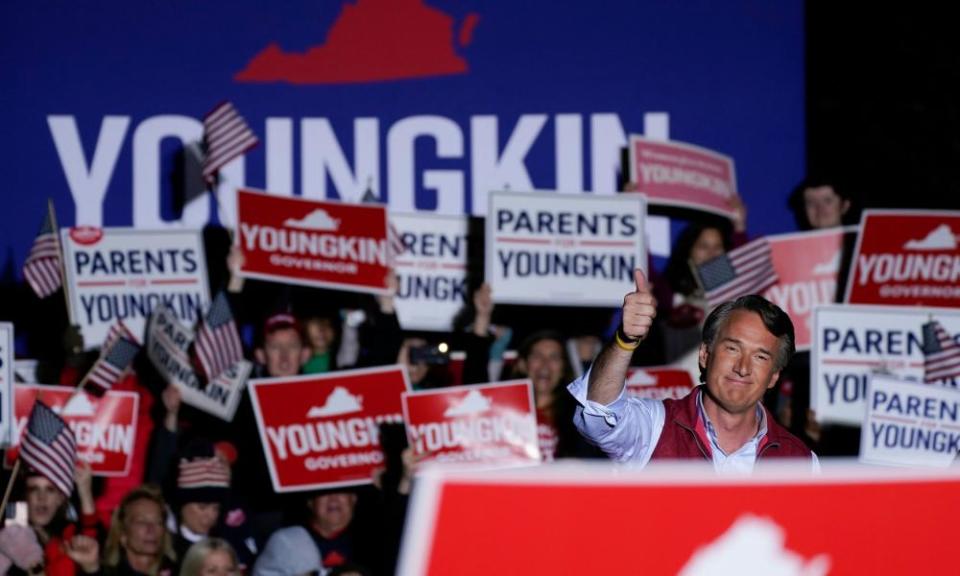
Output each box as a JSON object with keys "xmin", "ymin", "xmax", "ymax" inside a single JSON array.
[
  {"xmin": 860, "ymin": 374, "xmax": 960, "ymax": 468},
  {"xmin": 13, "ymin": 360, "xmax": 38, "ymax": 384},
  {"xmin": 249, "ymin": 365, "xmax": 410, "ymax": 492},
  {"xmin": 145, "ymin": 305, "xmax": 249, "ymax": 422},
  {"xmin": 7, "ymin": 385, "xmax": 139, "ymax": 476},
  {"xmin": 61, "ymin": 227, "xmax": 210, "ymax": 350},
  {"xmin": 237, "ymin": 188, "xmax": 390, "ymax": 294},
  {"xmin": 0, "ymin": 324, "xmax": 13, "ymax": 447},
  {"xmin": 402, "ymin": 380, "xmax": 540, "ymax": 465},
  {"xmin": 486, "ymin": 191, "xmax": 646, "ymax": 306},
  {"xmin": 398, "ymin": 463, "xmax": 960, "ymax": 575},
  {"xmin": 628, "ymin": 136, "xmax": 737, "ymax": 219},
  {"xmin": 845, "ymin": 210, "xmax": 960, "ymax": 307},
  {"xmin": 392, "ymin": 213, "xmax": 469, "ymax": 331},
  {"xmin": 625, "ymin": 367, "xmax": 696, "ymax": 400},
  {"xmin": 811, "ymin": 305, "xmax": 960, "ymax": 425},
  {"xmin": 763, "ymin": 227, "xmax": 851, "ymax": 350}
]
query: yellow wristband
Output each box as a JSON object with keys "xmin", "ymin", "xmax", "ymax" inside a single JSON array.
[{"xmin": 614, "ymin": 329, "xmax": 641, "ymax": 352}]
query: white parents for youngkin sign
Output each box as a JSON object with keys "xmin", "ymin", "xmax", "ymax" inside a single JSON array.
[
  {"xmin": 0, "ymin": 323, "xmax": 13, "ymax": 447},
  {"xmin": 402, "ymin": 380, "xmax": 540, "ymax": 465},
  {"xmin": 392, "ymin": 213, "xmax": 469, "ymax": 331},
  {"xmin": 61, "ymin": 226, "xmax": 210, "ymax": 350},
  {"xmin": 811, "ymin": 304, "xmax": 960, "ymax": 425},
  {"xmin": 860, "ymin": 374, "xmax": 960, "ymax": 468},
  {"xmin": 145, "ymin": 305, "xmax": 250, "ymax": 421},
  {"xmin": 628, "ymin": 136, "xmax": 737, "ymax": 219},
  {"xmin": 249, "ymin": 365, "xmax": 409, "ymax": 492},
  {"xmin": 486, "ymin": 190, "xmax": 646, "ymax": 306}
]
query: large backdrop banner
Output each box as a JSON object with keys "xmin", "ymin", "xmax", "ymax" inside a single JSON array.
[{"xmin": 2, "ymin": 1, "xmax": 804, "ymax": 274}]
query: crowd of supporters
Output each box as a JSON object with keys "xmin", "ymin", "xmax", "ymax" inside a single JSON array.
[{"xmin": 0, "ymin": 179, "xmax": 860, "ymax": 575}]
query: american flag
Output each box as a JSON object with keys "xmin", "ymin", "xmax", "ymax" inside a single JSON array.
[
  {"xmin": 103, "ymin": 320, "xmax": 139, "ymax": 351},
  {"xmin": 21, "ymin": 401, "xmax": 77, "ymax": 496},
  {"xmin": 195, "ymin": 292, "xmax": 243, "ymax": 380},
  {"xmin": 695, "ymin": 237, "xmax": 779, "ymax": 308},
  {"xmin": 922, "ymin": 320, "xmax": 960, "ymax": 383},
  {"xmin": 178, "ymin": 457, "xmax": 231, "ymax": 489},
  {"xmin": 86, "ymin": 336, "xmax": 140, "ymax": 393},
  {"xmin": 23, "ymin": 211, "xmax": 62, "ymax": 298},
  {"xmin": 202, "ymin": 101, "xmax": 259, "ymax": 186},
  {"xmin": 388, "ymin": 219, "xmax": 406, "ymax": 261}
]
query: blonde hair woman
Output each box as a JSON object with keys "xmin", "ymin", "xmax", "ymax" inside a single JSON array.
[{"xmin": 179, "ymin": 538, "xmax": 238, "ymax": 576}]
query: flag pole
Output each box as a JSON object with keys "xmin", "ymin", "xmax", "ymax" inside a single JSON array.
[
  {"xmin": 0, "ymin": 459, "xmax": 21, "ymax": 520},
  {"xmin": 47, "ymin": 198, "xmax": 73, "ymax": 320}
]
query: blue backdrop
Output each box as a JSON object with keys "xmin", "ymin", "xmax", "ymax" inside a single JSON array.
[{"xmin": 2, "ymin": 0, "xmax": 804, "ymax": 272}]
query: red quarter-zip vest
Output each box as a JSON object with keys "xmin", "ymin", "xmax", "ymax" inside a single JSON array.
[{"xmin": 650, "ymin": 387, "xmax": 812, "ymax": 461}]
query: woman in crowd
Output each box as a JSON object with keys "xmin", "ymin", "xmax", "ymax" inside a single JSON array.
[
  {"xmin": 103, "ymin": 485, "xmax": 177, "ymax": 576},
  {"xmin": 179, "ymin": 539, "xmax": 238, "ymax": 576}
]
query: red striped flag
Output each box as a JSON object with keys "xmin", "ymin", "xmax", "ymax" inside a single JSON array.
[
  {"xmin": 202, "ymin": 101, "xmax": 259, "ymax": 185},
  {"xmin": 178, "ymin": 457, "xmax": 231, "ymax": 489},
  {"xmin": 103, "ymin": 319, "xmax": 139, "ymax": 351},
  {"xmin": 86, "ymin": 335, "xmax": 140, "ymax": 393},
  {"xmin": 21, "ymin": 401, "xmax": 77, "ymax": 496},
  {"xmin": 195, "ymin": 292, "xmax": 244, "ymax": 380},
  {"xmin": 23, "ymin": 211, "xmax": 62, "ymax": 298},
  {"xmin": 388, "ymin": 220, "xmax": 406, "ymax": 261},
  {"xmin": 922, "ymin": 320, "xmax": 960, "ymax": 383},
  {"xmin": 695, "ymin": 237, "xmax": 779, "ymax": 308}
]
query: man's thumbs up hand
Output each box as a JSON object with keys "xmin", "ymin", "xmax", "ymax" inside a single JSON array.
[{"xmin": 621, "ymin": 268, "xmax": 657, "ymax": 344}]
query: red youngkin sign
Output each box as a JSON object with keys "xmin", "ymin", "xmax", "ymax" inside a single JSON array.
[
  {"xmin": 402, "ymin": 380, "xmax": 540, "ymax": 465},
  {"xmin": 845, "ymin": 210, "xmax": 960, "ymax": 307},
  {"xmin": 628, "ymin": 136, "xmax": 737, "ymax": 219},
  {"xmin": 399, "ymin": 463, "xmax": 960, "ymax": 575},
  {"xmin": 236, "ymin": 188, "xmax": 391, "ymax": 294},
  {"xmin": 249, "ymin": 366, "xmax": 409, "ymax": 492},
  {"xmin": 763, "ymin": 227, "xmax": 851, "ymax": 350},
  {"xmin": 624, "ymin": 367, "xmax": 696, "ymax": 400},
  {"xmin": 7, "ymin": 385, "xmax": 139, "ymax": 476}
]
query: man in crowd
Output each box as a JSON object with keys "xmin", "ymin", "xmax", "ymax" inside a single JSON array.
[{"xmin": 569, "ymin": 270, "xmax": 813, "ymax": 471}]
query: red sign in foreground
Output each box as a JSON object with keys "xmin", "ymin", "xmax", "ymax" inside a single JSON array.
[
  {"xmin": 399, "ymin": 463, "xmax": 960, "ymax": 575},
  {"xmin": 845, "ymin": 210, "xmax": 960, "ymax": 307},
  {"xmin": 763, "ymin": 227, "xmax": 850, "ymax": 350},
  {"xmin": 236, "ymin": 188, "xmax": 391, "ymax": 294},
  {"xmin": 628, "ymin": 136, "xmax": 737, "ymax": 219},
  {"xmin": 249, "ymin": 366, "xmax": 409, "ymax": 492},
  {"xmin": 402, "ymin": 380, "xmax": 540, "ymax": 465},
  {"xmin": 7, "ymin": 385, "xmax": 139, "ymax": 476},
  {"xmin": 625, "ymin": 367, "xmax": 696, "ymax": 400}
]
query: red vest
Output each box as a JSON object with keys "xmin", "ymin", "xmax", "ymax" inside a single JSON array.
[{"xmin": 650, "ymin": 387, "xmax": 812, "ymax": 461}]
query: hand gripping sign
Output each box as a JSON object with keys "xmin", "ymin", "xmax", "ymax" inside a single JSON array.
[
  {"xmin": 845, "ymin": 209, "xmax": 960, "ymax": 307},
  {"xmin": 402, "ymin": 380, "xmax": 540, "ymax": 465},
  {"xmin": 398, "ymin": 463, "xmax": 960, "ymax": 576},
  {"xmin": 6, "ymin": 385, "xmax": 139, "ymax": 476},
  {"xmin": 236, "ymin": 188, "xmax": 391, "ymax": 295},
  {"xmin": 249, "ymin": 365, "xmax": 409, "ymax": 492}
]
